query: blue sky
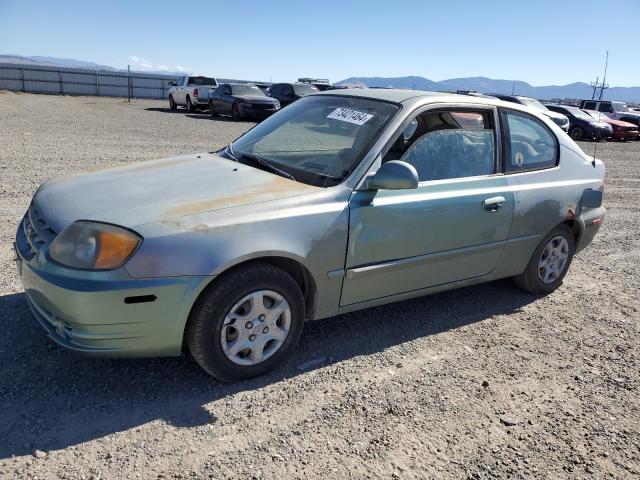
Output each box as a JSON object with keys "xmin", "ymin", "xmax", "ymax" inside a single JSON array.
[{"xmin": 1, "ymin": 0, "xmax": 639, "ymax": 86}]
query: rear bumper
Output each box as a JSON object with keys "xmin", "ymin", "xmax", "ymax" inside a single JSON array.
[
  {"xmin": 576, "ymin": 206, "xmax": 606, "ymax": 254},
  {"xmin": 15, "ymin": 243, "xmax": 211, "ymax": 357}
]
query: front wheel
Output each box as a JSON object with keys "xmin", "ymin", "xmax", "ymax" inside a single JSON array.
[
  {"xmin": 232, "ymin": 103, "xmax": 241, "ymax": 121},
  {"xmin": 569, "ymin": 126, "xmax": 584, "ymax": 141},
  {"xmin": 186, "ymin": 264, "xmax": 305, "ymax": 381},
  {"xmin": 209, "ymin": 101, "xmax": 218, "ymax": 117},
  {"xmin": 513, "ymin": 224, "xmax": 575, "ymax": 294}
]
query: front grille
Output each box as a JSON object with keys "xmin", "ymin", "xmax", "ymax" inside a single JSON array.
[
  {"xmin": 18, "ymin": 205, "xmax": 57, "ymax": 261},
  {"xmin": 251, "ymin": 103, "xmax": 276, "ymax": 110}
]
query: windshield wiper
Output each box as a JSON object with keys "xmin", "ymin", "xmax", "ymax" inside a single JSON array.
[{"xmin": 237, "ymin": 152, "xmax": 296, "ymax": 181}]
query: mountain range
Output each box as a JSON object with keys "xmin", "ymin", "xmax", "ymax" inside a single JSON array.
[
  {"xmin": 2, "ymin": 55, "xmax": 639, "ymax": 102},
  {"xmin": 337, "ymin": 76, "xmax": 640, "ymax": 102}
]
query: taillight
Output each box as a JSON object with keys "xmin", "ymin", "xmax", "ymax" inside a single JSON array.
[{"xmin": 193, "ymin": 88, "xmax": 199, "ymax": 97}]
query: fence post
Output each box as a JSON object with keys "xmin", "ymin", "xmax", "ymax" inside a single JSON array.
[
  {"xmin": 127, "ymin": 65, "xmax": 131, "ymax": 102},
  {"xmin": 20, "ymin": 68, "xmax": 25, "ymax": 92},
  {"xmin": 96, "ymin": 71, "xmax": 100, "ymax": 96},
  {"xmin": 161, "ymin": 79, "xmax": 165, "ymax": 99},
  {"xmin": 59, "ymin": 70, "xmax": 63, "ymax": 95}
]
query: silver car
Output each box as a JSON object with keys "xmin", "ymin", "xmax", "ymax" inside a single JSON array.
[{"xmin": 15, "ymin": 89, "xmax": 606, "ymax": 380}]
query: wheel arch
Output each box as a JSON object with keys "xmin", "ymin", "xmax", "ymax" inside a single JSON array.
[{"xmin": 183, "ymin": 254, "xmax": 319, "ymax": 344}]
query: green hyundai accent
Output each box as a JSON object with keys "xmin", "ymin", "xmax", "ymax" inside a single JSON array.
[{"xmin": 15, "ymin": 89, "xmax": 606, "ymax": 380}]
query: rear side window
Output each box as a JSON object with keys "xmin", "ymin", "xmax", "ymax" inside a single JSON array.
[
  {"xmin": 583, "ymin": 101, "xmax": 596, "ymax": 110},
  {"xmin": 598, "ymin": 103, "xmax": 613, "ymax": 113},
  {"xmin": 502, "ymin": 110, "xmax": 558, "ymax": 173}
]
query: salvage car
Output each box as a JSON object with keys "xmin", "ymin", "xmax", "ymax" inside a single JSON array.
[
  {"xmin": 209, "ymin": 83, "xmax": 280, "ymax": 121},
  {"xmin": 583, "ymin": 110, "xmax": 639, "ymax": 141},
  {"xmin": 267, "ymin": 82, "xmax": 319, "ymax": 106},
  {"xmin": 546, "ymin": 104, "xmax": 612, "ymax": 141},
  {"xmin": 15, "ymin": 89, "xmax": 606, "ymax": 381}
]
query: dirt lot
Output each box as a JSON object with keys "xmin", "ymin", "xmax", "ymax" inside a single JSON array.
[{"xmin": 0, "ymin": 92, "xmax": 638, "ymax": 479}]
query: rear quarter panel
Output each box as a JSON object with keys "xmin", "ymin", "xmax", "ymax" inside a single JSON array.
[{"xmin": 493, "ymin": 140, "xmax": 605, "ymax": 278}]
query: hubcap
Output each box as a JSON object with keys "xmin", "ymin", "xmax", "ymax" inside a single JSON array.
[
  {"xmin": 221, "ymin": 290, "xmax": 291, "ymax": 366},
  {"xmin": 537, "ymin": 235, "xmax": 569, "ymax": 284}
]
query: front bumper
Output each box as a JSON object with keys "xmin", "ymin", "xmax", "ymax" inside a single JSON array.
[
  {"xmin": 612, "ymin": 130, "xmax": 639, "ymax": 140},
  {"xmin": 241, "ymin": 103, "xmax": 279, "ymax": 119},
  {"xmin": 14, "ymin": 241, "xmax": 211, "ymax": 357}
]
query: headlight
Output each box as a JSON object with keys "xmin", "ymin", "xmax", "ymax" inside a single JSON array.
[{"xmin": 49, "ymin": 221, "xmax": 141, "ymax": 270}]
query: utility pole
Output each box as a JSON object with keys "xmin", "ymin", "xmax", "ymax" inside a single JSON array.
[
  {"xmin": 590, "ymin": 77, "xmax": 599, "ymax": 100},
  {"xmin": 599, "ymin": 51, "xmax": 609, "ymax": 100},
  {"xmin": 511, "ymin": 81, "xmax": 516, "ymax": 95}
]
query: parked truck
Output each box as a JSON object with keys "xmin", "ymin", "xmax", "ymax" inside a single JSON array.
[{"xmin": 168, "ymin": 75, "xmax": 218, "ymax": 112}]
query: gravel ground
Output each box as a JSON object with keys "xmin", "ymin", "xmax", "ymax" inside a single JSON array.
[{"xmin": 0, "ymin": 92, "xmax": 638, "ymax": 479}]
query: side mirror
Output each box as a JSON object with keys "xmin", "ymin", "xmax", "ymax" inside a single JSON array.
[
  {"xmin": 369, "ymin": 161, "xmax": 419, "ymax": 190},
  {"xmin": 168, "ymin": 81, "xmax": 177, "ymax": 87}
]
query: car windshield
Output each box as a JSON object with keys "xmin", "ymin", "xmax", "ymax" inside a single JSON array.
[
  {"xmin": 230, "ymin": 95, "xmax": 399, "ymax": 187},
  {"xmin": 518, "ymin": 97, "xmax": 548, "ymax": 110},
  {"xmin": 188, "ymin": 76, "xmax": 217, "ymax": 86},
  {"xmin": 293, "ymin": 84, "xmax": 319, "ymax": 96},
  {"xmin": 230, "ymin": 84, "xmax": 265, "ymax": 96},
  {"xmin": 612, "ymin": 102, "xmax": 629, "ymax": 112}
]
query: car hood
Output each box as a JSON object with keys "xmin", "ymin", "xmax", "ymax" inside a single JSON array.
[
  {"xmin": 33, "ymin": 153, "xmax": 320, "ymax": 232},
  {"xmin": 542, "ymin": 110, "xmax": 568, "ymax": 122},
  {"xmin": 607, "ymin": 118, "xmax": 638, "ymax": 127},
  {"xmin": 236, "ymin": 95, "xmax": 276, "ymax": 102}
]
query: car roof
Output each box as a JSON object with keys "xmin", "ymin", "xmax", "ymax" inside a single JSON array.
[
  {"xmin": 316, "ymin": 88, "xmax": 459, "ymax": 103},
  {"xmin": 315, "ymin": 88, "xmax": 527, "ymax": 107}
]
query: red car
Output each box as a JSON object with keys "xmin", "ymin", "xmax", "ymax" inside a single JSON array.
[{"xmin": 584, "ymin": 110, "xmax": 639, "ymax": 141}]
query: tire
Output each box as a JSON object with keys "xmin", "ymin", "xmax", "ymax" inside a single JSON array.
[
  {"xmin": 186, "ymin": 96, "xmax": 194, "ymax": 113},
  {"xmin": 569, "ymin": 126, "xmax": 584, "ymax": 141},
  {"xmin": 232, "ymin": 103, "xmax": 241, "ymax": 121},
  {"xmin": 186, "ymin": 263, "xmax": 305, "ymax": 381},
  {"xmin": 513, "ymin": 224, "xmax": 575, "ymax": 295},
  {"xmin": 209, "ymin": 101, "xmax": 218, "ymax": 117},
  {"xmin": 169, "ymin": 95, "xmax": 177, "ymax": 111}
]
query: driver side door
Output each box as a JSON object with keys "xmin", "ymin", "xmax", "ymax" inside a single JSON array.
[{"xmin": 342, "ymin": 107, "xmax": 515, "ymax": 306}]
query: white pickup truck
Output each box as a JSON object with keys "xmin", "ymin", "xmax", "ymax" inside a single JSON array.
[{"xmin": 168, "ymin": 75, "xmax": 218, "ymax": 112}]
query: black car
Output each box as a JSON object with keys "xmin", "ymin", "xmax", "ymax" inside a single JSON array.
[
  {"xmin": 267, "ymin": 83, "xmax": 319, "ymax": 106},
  {"xmin": 546, "ymin": 104, "xmax": 613, "ymax": 141},
  {"xmin": 209, "ymin": 83, "xmax": 280, "ymax": 121}
]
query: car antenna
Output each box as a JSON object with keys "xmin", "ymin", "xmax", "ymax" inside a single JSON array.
[{"xmin": 590, "ymin": 51, "xmax": 610, "ymax": 168}]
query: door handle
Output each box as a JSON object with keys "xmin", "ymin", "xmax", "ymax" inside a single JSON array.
[{"xmin": 483, "ymin": 196, "xmax": 506, "ymax": 211}]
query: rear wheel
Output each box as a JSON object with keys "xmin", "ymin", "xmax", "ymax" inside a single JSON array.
[
  {"xmin": 186, "ymin": 264, "xmax": 305, "ymax": 381},
  {"xmin": 169, "ymin": 95, "xmax": 176, "ymax": 110},
  {"xmin": 513, "ymin": 224, "xmax": 575, "ymax": 294},
  {"xmin": 186, "ymin": 96, "xmax": 194, "ymax": 113},
  {"xmin": 569, "ymin": 126, "xmax": 584, "ymax": 141}
]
